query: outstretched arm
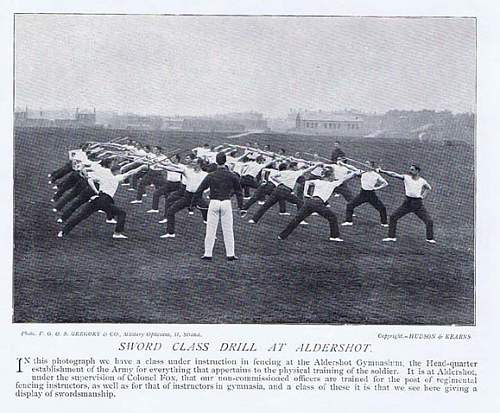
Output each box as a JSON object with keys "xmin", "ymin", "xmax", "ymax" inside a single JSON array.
[
  {"xmin": 338, "ymin": 160, "xmax": 359, "ymax": 172},
  {"xmin": 341, "ymin": 170, "xmax": 362, "ymax": 183},
  {"xmin": 378, "ymin": 168, "xmax": 405, "ymax": 180},
  {"xmin": 302, "ymin": 162, "xmax": 324, "ymax": 175},
  {"xmin": 116, "ymin": 164, "xmax": 148, "ymax": 182}
]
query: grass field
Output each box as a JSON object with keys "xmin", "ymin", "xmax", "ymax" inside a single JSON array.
[{"xmin": 13, "ymin": 127, "xmax": 474, "ymax": 324}]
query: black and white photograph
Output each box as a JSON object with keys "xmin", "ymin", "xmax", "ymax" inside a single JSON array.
[{"xmin": 13, "ymin": 14, "xmax": 476, "ymax": 325}]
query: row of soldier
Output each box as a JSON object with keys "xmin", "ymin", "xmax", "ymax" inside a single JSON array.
[{"xmin": 49, "ymin": 136, "xmax": 435, "ymax": 247}]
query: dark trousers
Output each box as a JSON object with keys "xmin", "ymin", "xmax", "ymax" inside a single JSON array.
[
  {"xmin": 136, "ymin": 170, "xmax": 167, "ymax": 200},
  {"xmin": 166, "ymin": 192, "xmax": 208, "ymax": 234},
  {"xmin": 163, "ymin": 185, "xmax": 186, "ymax": 217},
  {"xmin": 388, "ymin": 197, "xmax": 434, "ymax": 240},
  {"xmin": 280, "ymin": 198, "xmax": 340, "ymax": 239},
  {"xmin": 54, "ymin": 179, "xmax": 86, "ymax": 211},
  {"xmin": 60, "ymin": 186, "xmax": 98, "ymax": 222},
  {"xmin": 53, "ymin": 172, "xmax": 80, "ymax": 201},
  {"xmin": 346, "ymin": 190, "xmax": 388, "ymax": 224},
  {"xmin": 241, "ymin": 175, "xmax": 259, "ymax": 198},
  {"xmin": 62, "ymin": 193, "xmax": 126, "ymax": 235},
  {"xmin": 152, "ymin": 181, "xmax": 181, "ymax": 210},
  {"xmin": 252, "ymin": 186, "xmax": 303, "ymax": 223},
  {"xmin": 50, "ymin": 162, "xmax": 72, "ymax": 182},
  {"xmin": 131, "ymin": 170, "xmax": 147, "ymax": 189},
  {"xmin": 333, "ymin": 182, "xmax": 354, "ymax": 202},
  {"xmin": 243, "ymin": 183, "xmax": 286, "ymax": 213}
]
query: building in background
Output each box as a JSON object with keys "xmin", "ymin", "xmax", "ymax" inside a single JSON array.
[
  {"xmin": 294, "ymin": 110, "xmax": 366, "ymax": 137},
  {"xmin": 14, "ymin": 107, "xmax": 97, "ymax": 128}
]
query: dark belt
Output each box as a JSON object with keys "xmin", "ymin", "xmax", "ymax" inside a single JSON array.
[
  {"xmin": 277, "ymin": 184, "xmax": 292, "ymax": 192},
  {"xmin": 98, "ymin": 192, "xmax": 114, "ymax": 203},
  {"xmin": 209, "ymin": 197, "xmax": 231, "ymax": 202}
]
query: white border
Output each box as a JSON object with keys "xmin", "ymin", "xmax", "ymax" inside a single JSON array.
[{"xmin": 2, "ymin": 1, "xmax": 499, "ymax": 412}]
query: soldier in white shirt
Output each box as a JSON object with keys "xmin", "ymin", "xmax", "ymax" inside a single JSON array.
[
  {"xmin": 52, "ymin": 156, "xmax": 88, "ymax": 212},
  {"xmin": 192, "ymin": 144, "xmax": 211, "ymax": 159},
  {"xmin": 331, "ymin": 160, "xmax": 357, "ymax": 202},
  {"xmin": 239, "ymin": 156, "xmax": 275, "ymax": 198},
  {"xmin": 157, "ymin": 155, "xmax": 197, "ymax": 223},
  {"xmin": 249, "ymin": 162, "xmax": 320, "ymax": 224},
  {"xmin": 147, "ymin": 154, "xmax": 183, "ymax": 213},
  {"xmin": 294, "ymin": 154, "xmax": 325, "ymax": 204},
  {"xmin": 58, "ymin": 159, "xmax": 148, "ymax": 239},
  {"xmin": 57, "ymin": 160, "xmax": 106, "ymax": 223},
  {"xmin": 342, "ymin": 161, "xmax": 389, "ymax": 227},
  {"xmin": 379, "ymin": 164, "xmax": 435, "ymax": 243},
  {"xmin": 52, "ymin": 157, "xmax": 87, "ymax": 203},
  {"xmin": 279, "ymin": 169, "xmax": 360, "ymax": 241},
  {"xmin": 241, "ymin": 164, "xmax": 287, "ymax": 215},
  {"xmin": 159, "ymin": 159, "xmax": 209, "ymax": 238},
  {"xmin": 131, "ymin": 146, "xmax": 166, "ymax": 203}
]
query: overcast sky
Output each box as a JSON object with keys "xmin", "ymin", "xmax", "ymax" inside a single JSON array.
[{"xmin": 15, "ymin": 15, "xmax": 476, "ymax": 117}]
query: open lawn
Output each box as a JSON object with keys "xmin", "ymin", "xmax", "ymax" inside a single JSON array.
[{"xmin": 13, "ymin": 127, "xmax": 474, "ymax": 324}]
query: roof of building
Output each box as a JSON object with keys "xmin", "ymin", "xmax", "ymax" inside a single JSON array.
[{"xmin": 298, "ymin": 111, "xmax": 363, "ymax": 122}]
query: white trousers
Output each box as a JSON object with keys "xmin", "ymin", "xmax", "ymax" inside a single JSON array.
[{"xmin": 204, "ymin": 199, "xmax": 235, "ymax": 257}]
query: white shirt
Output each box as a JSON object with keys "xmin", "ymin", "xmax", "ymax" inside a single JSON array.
[
  {"xmin": 204, "ymin": 151, "xmax": 217, "ymax": 164},
  {"xmin": 135, "ymin": 149, "xmax": 148, "ymax": 157},
  {"xmin": 69, "ymin": 149, "xmax": 86, "ymax": 161},
  {"xmin": 233, "ymin": 161, "xmax": 246, "ymax": 176},
  {"xmin": 260, "ymin": 168, "xmax": 278, "ymax": 183},
  {"xmin": 193, "ymin": 147, "xmax": 211, "ymax": 158},
  {"xmin": 170, "ymin": 164, "xmax": 208, "ymax": 192},
  {"xmin": 185, "ymin": 169, "xmax": 208, "ymax": 192},
  {"xmin": 166, "ymin": 170, "xmax": 182, "ymax": 182},
  {"xmin": 270, "ymin": 170, "xmax": 304, "ymax": 190},
  {"xmin": 310, "ymin": 165, "xmax": 324, "ymax": 177},
  {"xmin": 332, "ymin": 164, "xmax": 350, "ymax": 180},
  {"xmin": 245, "ymin": 150, "xmax": 259, "ymax": 160},
  {"xmin": 304, "ymin": 179, "xmax": 345, "ymax": 203},
  {"xmin": 403, "ymin": 175, "xmax": 430, "ymax": 198},
  {"xmin": 225, "ymin": 155, "xmax": 239, "ymax": 171},
  {"xmin": 93, "ymin": 169, "xmax": 122, "ymax": 198},
  {"xmin": 361, "ymin": 171, "xmax": 388, "ymax": 191},
  {"xmin": 242, "ymin": 161, "xmax": 267, "ymax": 178},
  {"xmin": 84, "ymin": 162, "xmax": 107, "ymax": 181}
]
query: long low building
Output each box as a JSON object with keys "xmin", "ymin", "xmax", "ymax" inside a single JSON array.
[{"xmin": 295, "ymin": 111, "xmax": 366, "ymax": 137}]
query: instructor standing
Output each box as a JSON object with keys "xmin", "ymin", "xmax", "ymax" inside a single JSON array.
[{"xmin": 195, "ymin": 152, "xmax": 244, "ymax": 261}]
